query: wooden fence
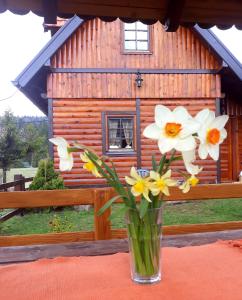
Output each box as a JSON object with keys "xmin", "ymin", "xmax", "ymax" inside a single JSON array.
[
  {"xmin": 0, "ymin": 175, "xmax": 34, "ymax": 223},
  {"xmin": 0, "ymin": 183, "xmax": 242, "ymax": 247},
  {"xmin": 0, "ymin": 175, "xmax": 33, "ymax": 192}
]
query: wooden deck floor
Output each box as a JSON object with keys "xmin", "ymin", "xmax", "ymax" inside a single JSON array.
[{"xmin": 1, "ymin": 229, "xmax": 242, "ymax": 265}]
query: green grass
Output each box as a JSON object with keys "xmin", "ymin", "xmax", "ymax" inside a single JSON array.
[{"xmin": 1, "ymin": 198, "xmax": 242, "ymax": 236}]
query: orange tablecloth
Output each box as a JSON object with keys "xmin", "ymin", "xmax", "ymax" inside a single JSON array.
[{"xmin": 0, "ymin": 240, "xmax": 242, "ymax": 300}]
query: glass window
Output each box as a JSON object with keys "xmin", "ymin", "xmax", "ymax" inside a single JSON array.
[
  {"xmin": 124, "ymin": 21, "xmax": 149, "ymax": 52},
  {"xmin": 107, "ymin": 117, "xmax": 134, "ymax": 152}
]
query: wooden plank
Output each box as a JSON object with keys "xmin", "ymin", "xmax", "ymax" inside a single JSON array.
[
  {"xmin": 0, "ymin": 188, "xmax": 95, "ymax": 209},
  {"xmin": 0, "ymin": 231, "xmax": 94, "ymax": 247},
  {"xmin": 0, "ymin": 209, "xmax": 24, "ymax": 223},
  {"xmin": 0, "ymin": 183, "xmax": 242, "ymax": 209},
  {"xmin": 94, "ymin": 189, "xmax": 111, "ymax": 240},
  {"xmin": 1, "ymin": 230, "xmax": 242, "ymax": 264},
  {"xmin": 111, "ymin": 221, "xmax": 242, "ymax": 238}
]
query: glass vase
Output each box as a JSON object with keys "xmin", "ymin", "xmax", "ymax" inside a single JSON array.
[{"xmin": 125, "ymin": 207, "xmax": 162, "ymax": 284}]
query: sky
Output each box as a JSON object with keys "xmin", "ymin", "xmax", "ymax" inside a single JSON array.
[{"xmin": 0, "ymin": 12, "xmax": 242, "ymax": 117}]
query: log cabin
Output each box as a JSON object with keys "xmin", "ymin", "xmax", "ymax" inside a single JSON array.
[{"xmin": 14, "ymin": 16, "xmax": 242, "ymax": 187}]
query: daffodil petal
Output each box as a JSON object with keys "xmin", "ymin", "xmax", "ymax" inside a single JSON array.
[
  {"xmin": 162, "ymin": 169, "xmax": 171, "ymax": 179},
  {"xmin": 165, "ymin": 179, "xmax": 177, "ymax": 186},
  {"xmin": 207, "ymin": 144, "xmax": 220, "ymax": 161},
  {"xmin": 131, "ymin": 186, "xmax": 141, "ymax": 197},
  {"xmin": 162, "ymin": 186, "xmax": 170, "ymax": 196},
  {"xmin": 155, "ymin": 105, "xmax": 173, "ymax": 127},
  {"xmin": 182, "ymin": 150, "xmax": 202, "ymax": 175},
  {"xmin": 220, "ymin": 128, "xmax": 227, "ymax": 140},
  {"xmin": 158, "ymin": 138, "xmax": 177, "ymax": 153},
  {"xmin": 125, "ymin": 176, "xmax": 136, "ymax": 186},
  {"xmin": 143, "ymin": 123, "xmax": 161, "ymax": 140},
  {"xmin": 150, "ymin": 171, "xmax": 160, "ymax": 181},
  {"xmin": 130, "ymin": 167, "xmax": 140, "ymax": 180},
  {"xmin": 175, "ymin": 136, "xmax": 196, "ymax": 152},
  {"xmin": 173, "ymin": 106, "xmax": 190, "ymax": 123},
  {"xmin": 180, "ymin": 119, "xmax": 200, "ymax": 138},
  {"xmin": 195, "ymin": 109, "xmax": 210, "ymax": 124},
  {"xmin": 210, "ymin": 115, "xmax": 229, "ymax": 130},
  {"xmin": 59, "ymin": 156, "xmax": 73, "ymax": 171},
  {"xmin": 198, "ymin": 143, "xmax": 208, "ymax": 159},
  {"xmin": 143, "ymin": 190, "xmax": 152, "ymax": 202}
]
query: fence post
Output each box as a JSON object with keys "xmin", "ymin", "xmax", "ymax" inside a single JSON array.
[
  {"xmin": 94, "ymin": 188, "xmax": 112, "ymax": 240},
  {"xmin": 14, "ymin": 174, "xmax": 25, "ymax": 191}
]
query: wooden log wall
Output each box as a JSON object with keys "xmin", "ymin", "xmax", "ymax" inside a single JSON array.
[
  {"xmin": 220, "ymin": 95, "xmax": 242, "ymax": 182},
  {"xmin": 51, "ymin": 19, "xmax": 221, "ymax": 69},
  {"xmin": 48, "ymin": 19, "xmax": 224, "ymax": 186},
  {"xmin": 53, "ymin": 98, "xmax": 217, "ymax": 186}
]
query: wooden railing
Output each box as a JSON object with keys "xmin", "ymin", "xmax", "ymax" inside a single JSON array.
[
  {"xmin": 0, "ymin": 183, "xmax": 242, "ymax": 247},
  {"xmin": 0, "ymin": 175, "xmax": 33, "ymax": 192}
]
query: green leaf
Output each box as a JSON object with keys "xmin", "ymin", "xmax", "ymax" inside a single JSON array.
[
  {"xmin": 165, "ymin": 156, "xmax": 182, "ymax": 163},
  {"xmin": 139, "ymin": 197, "xmax": 150, "ymax": 219},
  {"xmin": 152, "ymin": 154, "xmax": 157, "ymax": 171},
  {"xmin": 158, "ymin": 154, "xmax": 167, "ymax": 174},
  {"xmin": 98, "ymin": 195, "xmax": 122, "ymax": 216}
]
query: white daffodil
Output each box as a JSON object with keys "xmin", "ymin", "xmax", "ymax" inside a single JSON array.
[
  {"xmin": 49, "ymin": 137, "xmax": 73, "ymax": 171},
  {"xmin": 195, "ymin": 109, "xmax": 229, "ymax": 160},
  {"xmin": 150, "ymin": 169, "xmax": 177, "ymax": 196},
  {"xmin": 80, "ymin": 151, "xmax": 102, "ymax": 177},
  {"xmin": 182, "ymin": 149, "xmax": 202, "ymax": 175},
  {"xmin": 143, "ymin": 105, "xmax": 200, "ymax": 154},
  {"xmin": 179, "ymin": 175, "xmax": 199, "ymax": 193},
  {"xmin": 125, "ymin": 167, "xmax": 152, "ymax": 202}
]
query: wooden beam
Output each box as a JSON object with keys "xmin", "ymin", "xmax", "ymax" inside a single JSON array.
[
  {"xmin": 0, "ymin": 231, "xmax": 94, "ymax": 247},
  {"xmin": 42, "ymin": 0, "xmax": 57, "ymax": 25},
  {"xmin": 164, "ymin": 0, "xmax": 186, "ymax": 32},
  {"xmin": 0, "ymin": 183, "xmax": 242, "ymax": 209},
  {"xmin": 1, "ymin": 230, "xmax": 242, "ymax": 264},
  {"xmin": 111, "ymin": 221, "xmax": 242, "ymax": 238}
]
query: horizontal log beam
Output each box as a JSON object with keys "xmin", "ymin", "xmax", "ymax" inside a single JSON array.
[
  {"xmin": 0, "ymin": 231, "xmax": 94, "ymax": 247},
  {"xmin": 111, "ymin": 221, "xmax": 242, "ymax": 238},
  {"xmin": 51, "ymin": 67, "xmax": 219, "ymax": 74},
  {"xmin": 1, "ymin": 230, "xmax": 242, "ymax": 264},
  {"xmin": 0, "ymin": 183, "xmax": 242, "ymax": 209}
]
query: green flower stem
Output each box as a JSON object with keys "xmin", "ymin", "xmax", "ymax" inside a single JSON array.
[{"xmin": 127, "ymin": 208, "xmax": 161, "ymax": 278}]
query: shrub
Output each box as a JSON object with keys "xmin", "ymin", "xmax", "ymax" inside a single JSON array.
[{"xmin": 29, "ymin": 159, "xmax": 65, "ymax": 190}]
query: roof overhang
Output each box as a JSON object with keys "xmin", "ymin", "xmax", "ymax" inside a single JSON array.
[{"xmin": 2, "ymin": 0, "xmax": 242, "ymax": 32}]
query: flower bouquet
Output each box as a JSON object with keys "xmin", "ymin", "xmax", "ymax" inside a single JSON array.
[{"xmin": 50, "ymin": 105, "xmax": 228, "ymax": 284}]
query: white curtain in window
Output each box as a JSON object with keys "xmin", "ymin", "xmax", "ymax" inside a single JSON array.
[
  {"xmin": 109, "ymin": 119, "xmax": 119, "ymax": 147},
  {"xmin": 122, "ymin": 119, "xmax": 133, "ymax": 147}
]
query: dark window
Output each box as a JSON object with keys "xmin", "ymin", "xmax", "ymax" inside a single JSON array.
[
  {"xmin": 107, "ymin": 117, "xmax": 134, "ymax": 152},
  {"xmin": 124, "ymin": 22, "xmax": 149, "ymax": 52}
]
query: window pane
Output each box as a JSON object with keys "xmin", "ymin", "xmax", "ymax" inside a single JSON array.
[
  {"xmin": 137, "ymin": 31, "xmax": 148, "ymax": 40},
  {"xmin": 137, "ymin": 41, "xmax": 148, "ymax": 50},
  {"xmin": 124, "ymin": 23, "xmax": 136, "ymax": 30},
  {"xmin": 125, "ymin": 41, "xmax": 136, "ymax": 50},
  {"xmin": 107, "ymin": 117, "xmax": 134, "ymax": 152},
  {"xmin": 136, "ymin": 22, "xmax": 148, "ymax": 30},
  {"xmin": 124, "ymin": 30, "xmax": 136, "ymax": 40}
]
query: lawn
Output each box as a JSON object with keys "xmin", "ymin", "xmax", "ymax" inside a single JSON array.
[{"xmin": 1, "ymin": 198, "xmax": 242, "ymax": 235}]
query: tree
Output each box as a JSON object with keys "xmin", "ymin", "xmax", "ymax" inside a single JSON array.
[
  {"xmin": 0, "ymin": 110, "xmax": 25, "ymax": 183},
  {"xmin": 21, "ymin": 123, "xmax": 48, "ymax": 167}
]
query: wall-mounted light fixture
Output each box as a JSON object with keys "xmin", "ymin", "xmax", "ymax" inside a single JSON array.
[{"xmin": 135, "ymin": 72, "xmax": 143, "ymax": 88}]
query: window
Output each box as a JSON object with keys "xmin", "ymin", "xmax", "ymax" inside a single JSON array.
[
  {"xmin": 123, "ymin": 21, "xmax": 149, "ymax": 52},
  {"xmin": 102, "ymin": 113, "xmax": 136, "ymax": 155}
]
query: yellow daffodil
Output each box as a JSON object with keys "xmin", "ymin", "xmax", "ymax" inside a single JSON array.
[
  {"xmin": 80, "ymin": 151, "xmax": 102, "ymax": 177},
  {"xmin": 150, "ymin": 169, "xmax": 177, "ymax": 196},
  {"xmin": 195, "ymin": 109, "xmax": 229, "ymax": 161},
  {"xmin": 49, "ymin": 137, "xmax": 73, "ymax": 171},
  {"xmin": 125, "ymin": 167, "xmax": 152, "ymax": 202},
  {"xmin": 179, "ymin": 175, "xmax": 199, "ymax": 193},
  {"xmin": 143, "ymin": 105, "xmax": 200, "ymax": 154}
]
